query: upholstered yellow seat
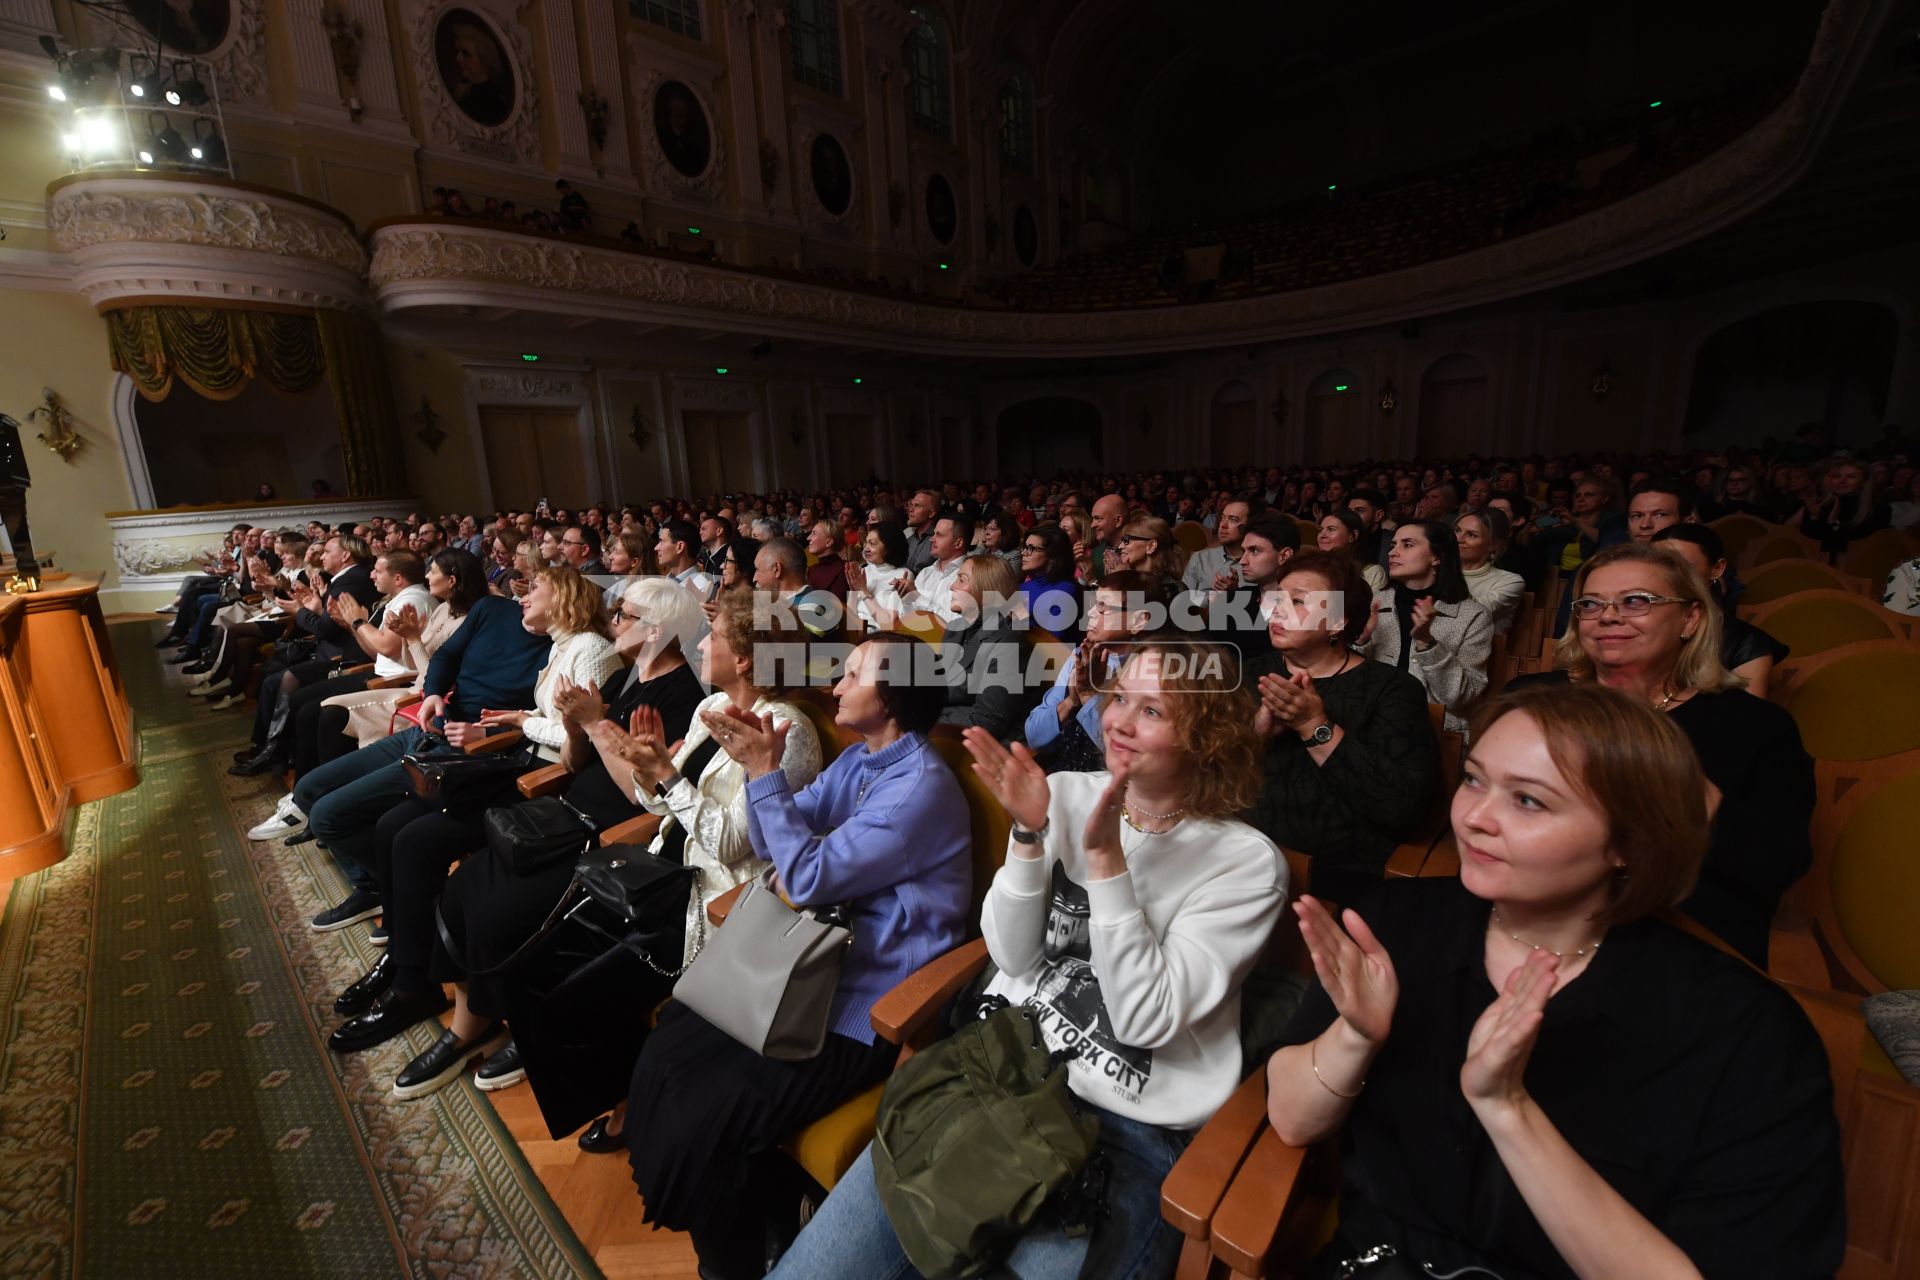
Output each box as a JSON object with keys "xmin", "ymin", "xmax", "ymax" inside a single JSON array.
[
  {"xmin": 1826, "ymin": 768, "xmax": 1920, "ymax": 992},
  {"xmin": 1708, "ymin": 513, "xmax": 1776, "ymax": 563},
  {"xmin": 783, "ymin": 1081, "xmax": 887, "ymax": 1191},
  {"xmin": 1781, "ymin": 647, "xmax": 1920, "ymax": 760},
  {"xmin": 1744, "ymin": 532, "xmax": 1815, "ymax": 569},
  {"xmin": 1738, "ymin": 560, "xmax": 1867, "ymax": 607},
  {"xmin": 1747, "ymin": 589, "xmax": 1916, "ymax": 657},
  {"xmin": 1843, "ymin": 527, "xmax": 1920, "ymax": 590},
  {"xmin": 1173, "ymin": 521, "xmax": 1211, "ymax": 556}
]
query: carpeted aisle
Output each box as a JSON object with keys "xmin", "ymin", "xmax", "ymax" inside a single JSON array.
[{"xmin": 0, "ymin": 620, "xmax": 601, "ymax": 1279}]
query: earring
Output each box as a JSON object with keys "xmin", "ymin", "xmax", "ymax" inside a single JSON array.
[{"xmin": 1680, "ymin": 631, "xmax": 1694, "ymax": 641}]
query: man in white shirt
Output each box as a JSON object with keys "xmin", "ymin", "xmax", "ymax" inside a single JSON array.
[
  {"xmin": 655, "ymin": 518, "xmax": 714, "ymax": 598},
  {"xmin": 895, "ymin": 513, "xmax": 970, "ymax": 623},
  {"xmin": 1182, "ymin": 497, "xmax": 1258, "ymax": 591}
]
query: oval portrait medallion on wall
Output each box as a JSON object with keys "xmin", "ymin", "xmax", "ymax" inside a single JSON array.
[
  {"xmin": 811, "ymin": 134, "xmax": 853, "ymax": 217},
  {"xmin": 926, "ymin": 173, "xmax": 957, "ymax": 245},
  {"xmin": 654, "ymin": 80, "xmax": 712, "ymax": 178},
  {"xmin": 127, "ymin": 0, "xmax": 232, "ymax": 55},
  {"xmin": 434, "ymin": 8, "xmax": 515, "ymax": 128}
]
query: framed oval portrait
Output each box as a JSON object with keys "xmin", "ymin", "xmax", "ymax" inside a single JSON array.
[
  {"xmin": 1013, "ymin": 205, "xmax": 1038, "ymax": 267},
  {"xmin": 654, "ymin": 80, "xmax": 712, "ymax": 178},
  {"xmin": 810, "ymin": 134, "xmax": 853, "ymax": 217},
  {"xmin": 925, "ymin": 174, "xmax": 957, "ymax": 245},
  {"xmin": 126, "ymin": 0, "xmax": 232, "ymax": 56},
  {"xmin": 435, "ymin": 8, "xmax": 516, "ymax": 128}
]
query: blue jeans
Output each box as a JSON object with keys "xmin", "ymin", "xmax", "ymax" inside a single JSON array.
[
  {"xmin": 185, "ymin": 593, "xmax": 223, "ymax": 649},
  {"xmin": 299, "ymin": 728, "xmax": 426, "ymax": 893},
  {"xmin": 770, "ymin": 1106, "xmax": 1189, "ymax": 1280}
]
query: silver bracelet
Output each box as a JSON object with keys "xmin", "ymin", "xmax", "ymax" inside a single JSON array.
[{"xmin": 1011, "ymin": 820, "xmax": 1049, "ymax": 845}]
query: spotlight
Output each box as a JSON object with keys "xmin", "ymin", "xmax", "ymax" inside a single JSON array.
[
  {"xmin": 166, "ymin": 60, "xmax": 208, "ymax": 107},
  {"xmin": 73, "ymin": 110, "xmax": 126, "ymax": 159},
  {"xmin": 127, "ymin": 53, "xmax": 165, "ymax": 101},
  {"xmin": 58, "ymin": 48, "xmax": 121, "ymax": 104},
  {"xmin": 190, "ymin": 119, "xmax": 228, "ymax": 169},
  {"xmin": 145, "ymin": 111, "xmax": 187, "ymax": 164}
]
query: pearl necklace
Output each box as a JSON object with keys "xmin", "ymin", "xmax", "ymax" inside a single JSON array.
[
  {"xmin": 1491, "ymin": 908, "xmax": 1603, "ymax": 959},
  {"xmin": 1123, "ymin": 802, "xmax": 1186, "ymax": 833}
]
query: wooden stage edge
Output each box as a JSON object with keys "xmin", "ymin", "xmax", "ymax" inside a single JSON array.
[{"xmin": 0, "ymin": 577, "xmax": 140, "ymax": 884}]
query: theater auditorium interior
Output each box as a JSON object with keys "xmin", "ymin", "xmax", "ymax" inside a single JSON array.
[{"xmin": 2, "ymin": 0, "xmax": 1919, "ymax": 1276}]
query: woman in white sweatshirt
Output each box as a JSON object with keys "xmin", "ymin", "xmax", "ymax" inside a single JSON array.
[{"xmin": 770, "ymin": 637, "xmax": 1288, "ymax": 1280}]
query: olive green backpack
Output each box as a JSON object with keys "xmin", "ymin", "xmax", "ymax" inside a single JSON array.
[{"xmin": 871, "ymin": 1001, "xmax": 1101, "ymax": 1279}]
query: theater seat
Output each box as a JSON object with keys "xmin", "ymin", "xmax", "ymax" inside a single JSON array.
[
  {"xmin": 784, "ymin": 1081, "xmax": 888, "ymax": 1192},
  {"xmin": 1743, "ymin": 532, "xmax": 1817, "ymax": 570},
  {"xmin": 1738, "ymin": 560, "xmax": 1869, "ymax": 607},
  {"xmin": 1841, "ymin": 528, "xmax": 1920, "ymax": 588},
  {"xmin": 1812, "ymin": 750, "xmax": 1920, "ymax": 995},
  {"xmin": 1707, "ymin": 514, "xmax": 1776, "ymax": 563},
  {"xmin": 1747, "ymin": 589, "xmax": 1917, "ymax": 656},
  {"xmin": 1173, "ymin": 521, "xmax": 1211, "ymax": 556},
  {"xmin": 1776, "ymin": 643, "xmax": 1920, "ymax": 759}
]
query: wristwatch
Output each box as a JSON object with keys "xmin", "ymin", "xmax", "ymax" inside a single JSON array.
[
  {"xmin": 1302, "ymin": 721, "xmax": 1334, "ymax": 746},
  {"xmin": 1011, "ymin": 821, "xmax": 1049, "ymax": 845}
]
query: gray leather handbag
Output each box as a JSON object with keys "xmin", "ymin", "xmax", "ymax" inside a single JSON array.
[{"xmin": 671, "ymin": 870, "xmax": 853, "ymax": 1060}]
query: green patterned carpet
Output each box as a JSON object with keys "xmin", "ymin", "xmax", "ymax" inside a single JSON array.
[{"xmin": 0, "ymin": 620, "xmax": 600, "ymax": 1279}]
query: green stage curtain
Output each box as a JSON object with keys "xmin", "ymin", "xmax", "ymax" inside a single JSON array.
[
  {"xmin": 317, "ymin": 309, "xmax": 406, "ymax": 499},
  {"xmin": 105, "ymin": 306, "xmax": 325, "ymax": 402}
]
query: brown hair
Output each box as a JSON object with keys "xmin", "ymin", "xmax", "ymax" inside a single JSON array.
[
  {"xmin": 1276, "ymin": 549, "xmax": 1373, "ymax": 646},
  {"xmin": 963, "ymin": 552, "xmax": 1018, "ymax": 602},
  {"xmin": 612, "ymin": 530, "xmax": 656, "ymax": 574},
  {"xmin": 378, "ymin": 549, "xmax": 425, "ymax": 585},
  {"xmin": 1120, "ymin": 515, "xmax": 1188, "ymax": 581},
  {"xmin": 1467, "ymin": 683, "xmax": 1708, "ymax": 925},
  {"xmin": 1113, "ymin": 637, "xmax": 1263, "ymax": 819},
  {"xmin": 710, "ymin": 588, "xmax": 806, "ymax": 696},
  {"xmin": 533, "ymin": 564, "xmax": 610, "ymax": 638},
  {"xmin": 1553, "ymin": 543, "xmax": 1741, "ymax": 693}
]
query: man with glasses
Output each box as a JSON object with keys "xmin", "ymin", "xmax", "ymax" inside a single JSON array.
[{"xmin": 559, "ymin": 524, "xmax": 607, "ymax": 576}]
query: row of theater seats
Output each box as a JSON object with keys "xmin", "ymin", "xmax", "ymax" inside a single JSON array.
[{"xmin": 1156, "ymin": 514, "xmax": 1920, "ymax": 1279}]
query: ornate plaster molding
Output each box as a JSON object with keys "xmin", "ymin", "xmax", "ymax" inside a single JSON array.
[
  {"xmin": 797, "ymin": 127, "xmax": 858, "ymax": 235},
  {"xmin": 633, "ymin": 66, "xmax": 729, "ymax": 204},
  {"xmin": 205, "ymin": 0, "xmax": 271, "ymax": 106},
  {"xmin": 107, "ymin": 499, "xmax": 405, "ymax": 587},
  {"xmin": 404, "ymin": 0, "xmax": 541, "ymax": 165},
  {"xmin": 474, "ymin": 371, "xmax": 579, "ymax": 399},
  {"xmin": 47, "ymin": 175, "xmax": 368, "ymax": 310}
]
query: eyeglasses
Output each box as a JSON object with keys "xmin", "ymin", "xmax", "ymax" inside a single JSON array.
[
  {"xmin": 1117, "ymin": 534, "xmax": 1149, "ymax": 545},
  {"xmin": 1570, "ymin": 593, "xmax": 1688, "ymax": 620},
  {"xmin": 562, "ymin": 537, "xmax": 586, "ymax": 547},
  {"xmin": 1022, "ymin": 543, "xmax": 1047, "ymax": 553},
  {"xmin": 613, "ymin": 609, "xmax": 649, "ymax": 625}
]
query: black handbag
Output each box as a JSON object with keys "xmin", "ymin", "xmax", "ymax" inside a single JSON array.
[
  {"xmin": 571, "ymin": 846, "xmax": 703, "ymax": 978},
  {"xmin": 401, "ymin": 743, "xmax": 536, "ymax": 809},
  {"xmin": 487, "ymin": 796, "xmax": 596, "ymax": 876}
]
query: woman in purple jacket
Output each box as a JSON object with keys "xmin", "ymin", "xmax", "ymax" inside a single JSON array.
[{"xmin": 624, "ymin": 632, "xmax": 972, "ymax": 1280}]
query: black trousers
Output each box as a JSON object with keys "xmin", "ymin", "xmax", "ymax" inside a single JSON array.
[
  {"xmin": 315, "ymin": 705, "xmax": 360, "ymax": 769},
  {"xmin": 291, "ymin": 673, "xmax": 370, "ymax": 778},
  {"xmin": 370, "ymin": 798, "xmax": 490, "ymax": 994},
  {"xmin": 164, "ymin": 581, "xmax": 222, "ymax": 641},
  {"xmin": 251, "ymin": 655, "xmax": 335, "ymax": 748}
]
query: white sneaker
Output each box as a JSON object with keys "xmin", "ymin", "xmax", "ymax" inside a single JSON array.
[
  {"xmin": 246, "ymin": 800, "xmax": 306, "ymax": 841},
  {"xmin": 208, "ymin": 693, "xmax": 245, "ymax": 710},
  {"xmin": 188, "ymin": 679, "xmax": 233, "ymax": 698}
]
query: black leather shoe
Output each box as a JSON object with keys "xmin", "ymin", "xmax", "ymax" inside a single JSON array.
[
  {"xmin": 577, "ymin": 1113, "xmax": 627, "ymax": 1154},
  {"xmin": 166, "ymin": 649, "xmax": 202, "ymax": 665},
  {"xmin": 474, "ymin": 1040, "xmax": 523, "ymax": 1091},
  {"xmin": 332, "ymin": 954, "xmax": 393, "ymax": 1017},
  {"xmin": 154, "ymin": 634, "xmax": 180, "ymax": 648},
  {"xmin": 391, "ymin": 1021, "xmax": 508, "ymax": 1099},
  {"xmin": 228, "ymin": 749, "xmax": 281, "ymax": 777},
  {"xmin": 233, "ymin": 747, "xmax": 257, "ymax": 763},
  {"xmin": 183, "ymin": 660, "xmax": 215, "ymax": 676},
  {"xmin": 284, "ymin": 827, "xmax": 319, "ymax": 847},
  {"xmin": 326, "ymin": 987, "xmax": 450, "ymax": 1054}
]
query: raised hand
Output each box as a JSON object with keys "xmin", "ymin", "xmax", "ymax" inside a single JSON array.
[
  {"xmin": 553, "ymin": 674, "xmax": 606, "ymax": 727},
  {"xmin": 701, "ymin": 704, "xmax": 790, "ymax": 778},
  {"xmin": 844, "ymin": 560, "xmax": 866, "ymax": 595},
  {"xmin": 1293, "ymin": 895, "xmax": 1398, "ymax": 1045},
  {"xmin": 614, "ymin": 704, "xmax": 675, "ymax": 785},
  {"xmin": 1081, "ymin": 766, "xmax": 1129, "ymax": 876},
  {"xmin": 1461, "ymin": 949, "xmax": 1557, "ymax": 1112},
  {"xmin": 961, "ymin": 726, "xmax": 1050, "ymax": 833},
  {"xmin": 1210, "ymin": 568, "xmax": 1239, "ymax": 592},
  {"xmin": 386, "ymin": 602, "xmax": 423, "ymax": 641},
  {"xmin": 1409, "ymin": 596, "xmax": 1438, "ymax": 645}
]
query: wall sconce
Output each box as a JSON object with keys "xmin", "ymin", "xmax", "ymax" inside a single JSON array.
[
  {"xmin": 1591, "ymin": 361, "xmax": 1614, "ymax": 401},
  {"xmin": 411, "ymin": 395, "xmax": 446, "ymax": 452},
  {"xmin": 26, "ymin": 387, "xmax": 81, "ymax": 460},
  {"xmin": 629, "ymin": 406, "xmax": 654, "ymax": 450},
  {"xmin": 578, "ymin": 87, "xmax": 610, "ymax": 158},
  {"xmin": 1378, "ymin": 380, "xmax": 1397, "ymax": 414},
  {"xmin": 320, "ymin": 1, "xmax": 364, "ymax": 118}
]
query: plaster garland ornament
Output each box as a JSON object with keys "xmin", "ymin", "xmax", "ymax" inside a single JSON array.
[
  {"xmin": 407, "ymin": 0, "xmax": 541, "ymax": 164},
  {"xmin": 475, "ymin": 372, "xmax": 579, "ymax": 399},
  {"xmin": 114, "ymin": 537, "xmax": 230, "ymax": 577},
  {"xmin": 203, "ymin": 0, "xmax": 271, "ymax": 105},
  {"xmin": 49, "ymin": 182, "xmax": 368, "ymax": 276}
]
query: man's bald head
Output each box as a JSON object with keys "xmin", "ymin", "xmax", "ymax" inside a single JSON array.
[{"xmin": 1090, "ymin": 494, "xmax": 1128, "ymax": 544}]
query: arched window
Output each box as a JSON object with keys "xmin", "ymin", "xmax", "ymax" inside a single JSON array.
[
  {"xmin": 905, "ymin": 6, "xmax": 950, "ymax": 139},
  {"xmin": 633, "ymin": 0, "xmax": 701, "ymax": 41},
  {"xmin": 998, "ymin": 69, "xmax": 1032, "ymax": 171},
  {"xmin": 788, "ymin": 0, "xmax": 843, "ymax": 97}
]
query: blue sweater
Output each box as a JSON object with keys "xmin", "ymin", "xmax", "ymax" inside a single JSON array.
[
  {"xmin": 744, "ymin": 733, "xmax": 972, "ymax": 1045},
  {"xmin": 422, "ymin": 595, "xmax": 552, "ymax": 722}
]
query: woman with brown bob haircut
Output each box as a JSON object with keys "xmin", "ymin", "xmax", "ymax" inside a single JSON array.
[
  {"xmin": 1509, "ymin": 541, "xmax": 1813, "ymax": 968},
  {"xmin": 1265, "ymin": 682, "xmax": 1843, "ymax": 1280}
]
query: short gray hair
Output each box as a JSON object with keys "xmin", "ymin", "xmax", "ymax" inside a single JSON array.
[
  {"xmin": 761, "ymin": 536, "xmax": 806, "ymax": 582},
  {"xmin": 623, "ymin": 575, "xmax": 704, "ymax": 660}
]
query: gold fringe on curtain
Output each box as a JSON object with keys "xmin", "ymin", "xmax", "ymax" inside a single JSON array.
[
  {"xmin": 104, "ymin": 306, "xmax": 326, "ymax": 402},
  {"xmin": 317, "ymin": 309, "xmax": 406, "ymax": 499}
]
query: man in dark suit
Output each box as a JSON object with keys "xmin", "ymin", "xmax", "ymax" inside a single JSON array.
[{"xmin": 232, "ymin": 533, "xmax": 380, "ymax": 776}]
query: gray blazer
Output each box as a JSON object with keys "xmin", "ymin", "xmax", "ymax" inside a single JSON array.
[{"xmin": 1360, "ymin": 590, "xmax": 1494, "ymax": 733}]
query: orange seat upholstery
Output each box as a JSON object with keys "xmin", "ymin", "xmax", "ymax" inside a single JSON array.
[
  {"xmin": 1747, "ymin": 590, "xmax": 1917, "ymax": 657},
  {"xmin": 1738, "ymin": 560, "xmax": 1869, "ymax": 608},
  {"xmin": 1777, "ymin": 644, "xmax": 1920, "ymax": 761},
  {"xmin": 1743, "ymin": 532, "xmax": 1817, "ymax": 570},
  {"xmin": 1842, "ymin": 528, "xmax": 1920, "ymax": 589},
  {"xmin": 1173, "ymin": 521, "xmax": 1212, "ymax": 556},
  {"xmin": 1708, "ymin": 514, "xmax": 1777, "ymax": 563}
]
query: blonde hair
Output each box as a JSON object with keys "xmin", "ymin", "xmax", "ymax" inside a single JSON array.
[
  {"xmin": 963, "ymin": 552, "xmax": 1017, "ymax": 602},
  {"xmin": 622, "ymin": 575, "xmax": 702, "ymax": 660},
  {"xmin": 1113, "ymin": 638, "xmax": 1262, "ymax": 818},
  {"xmin": 1553, "ymin": 543, "xmax": 1742, "ymax": 693},
  {"xmin": 534, "ymin": 564, "xmax": 610, "ymax": 638},
  {"xmin": 1120, "ymin": 515, "xmax": 1187, "ymax": 581}
]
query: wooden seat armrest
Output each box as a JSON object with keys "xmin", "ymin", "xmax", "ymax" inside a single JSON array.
[
  {"xmin": 342, "ymin": 663, "xmax": 375, "ymax": 676},
  {"xmin": 517, "ymin": 763, "xmax": 574, "ymax": 799},
  {"xmin": 392, "ymin": 692, "xmax": 423, "ymax": 710},
  {"xmin": 464, "ymin": 729, "xmax": 525, "ymax": 755},
  {"xmin": 365, "ymin": 675, "xmax": 415, "ymax": 690},
  {"xmin": 1209, "ymin": 1126, "xmax": 1315, "ymax": 1278},
  {"xmin": 705, "ymin": 880, "xmax": 748, "ymax": 925},
  {"xmin": 1766, "ymin": 886, "xmax": 1828, "ymax": 989},
  {"xmin": 1384, "ymin": 836, "xmax": 1433, "ymax": 879},
  {"xmin": 1160, "ymin": 1069, "xmax": 1269, "ymax": 1240},
  {"xmin": 599, "ymin": 813, "xmax": 662, "ymax": 848},
  {"xmin": 869, "ymin": 937, "xmax": 991, "ymax": 1048}
]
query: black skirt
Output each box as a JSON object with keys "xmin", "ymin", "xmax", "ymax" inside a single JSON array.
[{"xmin": 625, "ymin": 1002, "xmax": 895, "ymax": 1237}]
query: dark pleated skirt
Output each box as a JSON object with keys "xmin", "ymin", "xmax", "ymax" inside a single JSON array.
[
  {"xmin": 429, "ymin": 842, "xmax": 581, "ymax": 1013},
  {"xmin": 625, "ymin": 1001, "xmax": 895, "ymax": 1237}
]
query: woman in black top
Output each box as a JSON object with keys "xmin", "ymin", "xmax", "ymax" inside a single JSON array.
[
  {"xmin": 1507, "ymin": 542, "xmax": 1813, "ymax": 967},
  {"xmin": 933, "ymin": 554, "xmax": 1028, "ymax": 740},
  {"xmin": 1268, "ymin": 683, "xmax": 1843, "ymax": 1280},
  {"xmin": 1242, "ymin": 552, "xmax": 1441, "ymax": 905},
  {"xmin": 1787, "ymin": 457, "xmax": 1890, "ymax": 559},
  {"xmin": 1651, "ymin": 524, "xmax": 1789, "ymax": 698}
]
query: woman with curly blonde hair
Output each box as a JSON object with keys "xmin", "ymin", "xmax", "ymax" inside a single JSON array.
[{"xmin": 776, "ymin": 636, "xmax": 1288, "ymax": 1280}]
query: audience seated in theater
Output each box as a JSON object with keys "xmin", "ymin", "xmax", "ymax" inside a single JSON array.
[
  {"xmin": 1536, "ymin": 475, "xmax": 1625, "ymax": 597},
  {"xmin": 1015, "ymin": 521, "xmax": 1079, "ymax": 634},
  {"xmin": 978, "ymin": 510, "xmax": 1023, "ymax": 573},
  {"xmin": 654, "ymin": 518, "xmax": 716, "ymax": 597},
  {"xmin": 1243, "ymin": 551, "xmax": 1441, "ymax": 905},
  {"xmin": 1264, "ymin": 683, "xmax": 1843, "ymax": 1279},
  {"xmin": 1182, "ymin": 495, "xmax": 1260, "ymax": 591},
  {"xmin": 289, "ymin": 563, "xmax": 553, "ymax": 940},
  {"xmin": 1023, "ymin": 571, "xmax": 1172, "ymax": 773},
  {"xmin": 1625, "ymin": 475, "xmax": 1697, "ymax": 542},
  {"xmin": 324, "ymin": 565, "xmax": 618, "ymax": 1077},
  {"xmin": 1485, "ymin": 492, "xmax": 1549, "ymax": 590},
  {"xmin": 1116, "ymin": 514, "xmax": 1187, "ymax": 592},
  {"xmin": 845, "ymin": 522, "xmax": 912, "ymax": 632},
  {"xmin": 1506, "ymin": 542, "xmax": 1813, "ymax": 967},
  {"xmin": 1651, "ymin": 524, "xmax": 1788, "ymax": 698},
  {"xmin": 1787, "ymin": 456, "xmax": 1891, "ymax": 557},
  {"xmin": 625, "ymin": 631, "xmax": 968, "ymax": 1280},
  {"xmin": 1086, "ymin": 494, "xmax": 1129, "ymax": 584},
  {"xmin": 1057, "ymin": 508, "xmax": 1095, "ymax": 582},
  {"xmin": 895, "ymin": 512, "xmax": 971, "ymax": 624},
  {"xmin": 184, "ymin": 530, "xmax": 309, "ymax": 709},
  {"xmin": 599, "ymin": 530, "xmax": 654, "ymax": 612},
  {"xmin": 1343, "ymin": 488, "xmax": 1391, "ymax": 569},
  {"xmin": 1453, "ymin": 507, "xmax": 1527, "ymax": 634},
  {"xmin": 803, "ymin": 519, "xmax": 849, "ymax": 602},
  {"xmin": 752, "ymin": 536, "xmax": 839, "ymax": 639},
  {"xmin": 932, "ymin": 553, "xmax": 1027, "ymax": 739},
  {"xmin": 902, "ymin": 488, "xmax": 941, "ymax": 575},
  {"xmin": 1359, "ymin": 519, "xmax": 1494, "ymax": 734},
  {"xmin": 1315, "ymin": 507, "xmax": 1389, "ymax": 591},
  {"xmin": 775, "ymin": 637, "xmax": 1285, "ymax": 1280}
]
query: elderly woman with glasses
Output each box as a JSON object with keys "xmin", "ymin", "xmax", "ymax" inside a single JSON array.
[{"xmin": 1506, "ymin": 542, "xmax": 1813, "ymax": 968}]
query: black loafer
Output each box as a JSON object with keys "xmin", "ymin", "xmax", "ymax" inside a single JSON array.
[
  {"xmin": 228, "ymin": 750, "xmax": 281, "ymax": 777},
  {"xmin": 473, "ymin": 1040, "xmax": 523, "ymax": 1091},
  {"xmin": 166, "ymin": 649, "xmax": 202, "ymax": 665},
  {"xmin": 183, "ymin": 660, "xmax": 214, "ymax": 676},
  {"xmin": 332, "ymin": 954, "xmax": 393, "ymax": 1017},
  {"xmin": 577, "ymin": 1113, "xmax": 627, "ymax": 1154},
  {"xmin": 392, "ymin": 1021, "xmax": 508, "ymax": 1100},
  {"xmin": 326, "ymin": 987, "xmax": 450, "ymax": 1054}
]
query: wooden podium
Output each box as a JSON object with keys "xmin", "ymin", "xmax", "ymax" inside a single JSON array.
[{"xmin": 0, "ymin": 577, "xmax": 138, "ymax": 882}]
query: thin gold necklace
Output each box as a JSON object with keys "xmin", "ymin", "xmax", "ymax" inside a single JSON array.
[{"xmin": 1491, "ymin": 908, "xmax": 1603, "ymax": 959}]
